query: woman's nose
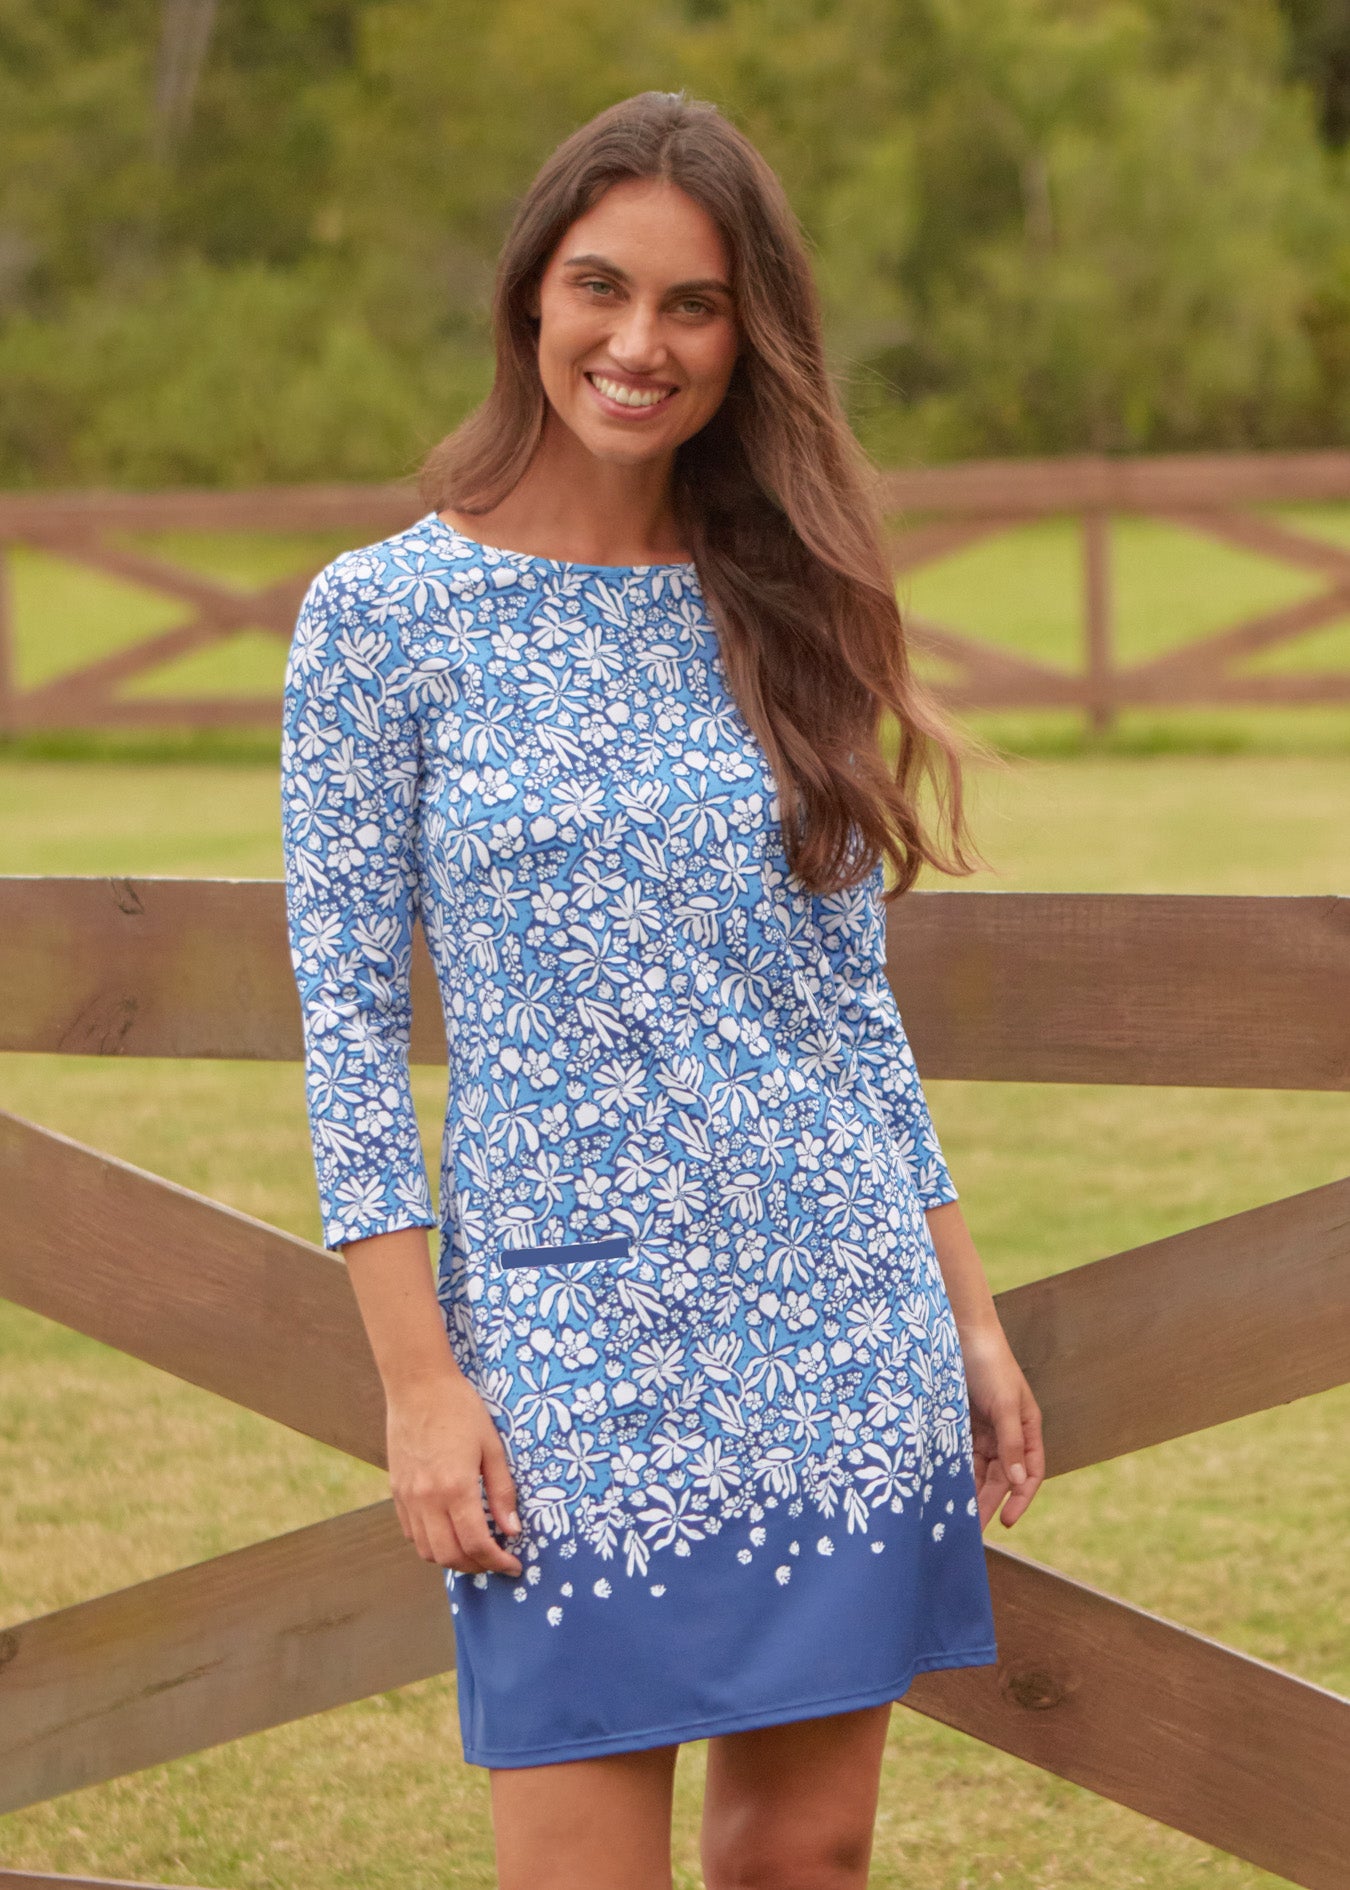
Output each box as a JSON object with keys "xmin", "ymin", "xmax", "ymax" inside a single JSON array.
[{"xmin": 608, "ymin": 301, "xmax": 667, "ymax": 366}]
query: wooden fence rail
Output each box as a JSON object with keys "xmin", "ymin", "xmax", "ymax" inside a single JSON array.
[
  {"xmin": 1, "ymin": 878, "xmax": 1348, "ymax": 1888},
  {"xmin": 3, "ymin": 451, "xmax": 1350, "ymax": 733}
]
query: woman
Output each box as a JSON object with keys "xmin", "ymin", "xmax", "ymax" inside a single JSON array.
[{"xmin": 281, "ymin": 89, "xmax": 1043, "ymax": 1890}]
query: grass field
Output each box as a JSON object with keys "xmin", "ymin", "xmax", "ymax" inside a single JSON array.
[{"xmin": 1, "ymin": 734, "xmax": 1348, "ymax": 1884}]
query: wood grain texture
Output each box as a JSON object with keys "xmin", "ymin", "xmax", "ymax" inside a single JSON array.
[
  {"xmin": 6, "ymin": 879, "xmax": 1349, "ymax": 1088},
  {"xmin": 907, "ymin": 1550, "xmax": 1350, "ymax": 1890},
  {"xmin": 0, "ymin": 1110, "xmax": 387, "ymax": 1465},
  {"xmin": 0, "ymin": 1502, "xmax": 452, "ymax": 1816},
  {"xmin": 0, "ymin": 876, "xmax": 443, "ymax": 1063},
  {"xmin": 886, "ymin": 890, "xmax": 1350, "ymax": 1089},
  {"xmin": 996, "ymin": 1175, "xmax": 1350, "ymax": 1474},
  {"xmin": 4, "ymin": 1110, "xmax": 1346, "ymax": 1492}
]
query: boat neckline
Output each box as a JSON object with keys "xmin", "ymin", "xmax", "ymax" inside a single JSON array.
[{"xmin": 424, "ymin": 511, "xmax": 699, "ymax": 577}]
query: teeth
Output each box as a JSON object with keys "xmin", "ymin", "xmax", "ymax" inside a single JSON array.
[{"xmin": 589, "ymin": 374, "xmax": 670, "ymax": 409}]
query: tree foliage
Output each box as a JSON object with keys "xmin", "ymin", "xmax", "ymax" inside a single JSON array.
[{"xmin": 1, "ymin": 0, "xmax": 1348, "ymax": 483}]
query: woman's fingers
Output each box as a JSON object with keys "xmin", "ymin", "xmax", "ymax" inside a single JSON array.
[
  {"xmin": 479, "ymin": 1427, "xmax": 523, "ymax": 1543},
  {"xmin": 991, "ymin": 1396, "xmax": 1028, "ymax": 1490},
  {"xmin": 447, "ymin": 1481, "xmax": 523, "ymax": 1576},
  {"xmin": 976, "ymin": 1450, "xmax": 1013, "ymax": 1531},
  {"xmin": 995, "ymin": 1390, "xmax": 1046, "ymax": 1526},
  {"xmin": 418, "ymin": 1501, "xmax": 470, "ymax": 1573}
]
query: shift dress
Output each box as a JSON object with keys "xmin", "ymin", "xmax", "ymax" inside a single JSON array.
[{"xmin": 279, "ymin": 512, "xmax": 998, "ymax": 1770}]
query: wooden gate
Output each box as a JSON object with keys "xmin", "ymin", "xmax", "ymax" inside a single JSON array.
[
  {"xmin": 1, "ymin": 878, "xmax": 1348, "ymax": 1887},
  {"xmin": 3, "ymin": 451, "xmax": 1350, "ymax": 734},
  {"xmin": 882, "ymin": 451, "xmax": 1350, "ymax": 728}
]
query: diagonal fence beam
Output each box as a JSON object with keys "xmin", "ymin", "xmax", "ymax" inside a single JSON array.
[
  {"xmin": 2, "ymin": 1111, "xmax": 1347, "ymax": 1481},
  {"xmin": 885, "ymin": 515, "xmax": 1021, "ymax": 575},
  {"xmin": 1157, "ymin": 505, "xmax": 1350, "ymax": 581},
  {"xmin": 904, "ymin": 1548, "xmax": 1350, "ymax": 1890},
  {"xmin": 902, "ymin": 614, "xmax": 1083, "ymax": 700},
  {"xmin": 1119, "ymin": 584, "xmax": 1350, "ymax": 693},
  {"xmin": 0, "ymin": 1874, "xmax": 217, "ymax": 1890},
  {"xmin": 2, "ymin": 1504, "xmax": 1346, "ymax": 1890},
  {"xmin": 0, "ymin": 1502, "xmax": 450, "ymax": 1816},
  {"xmin": 994, "ymin": 1171, "xmax": 1350, "ymax": 1473},
  {"xmin": 0, "ymin": 1110, "xmax": 386, "ymax": 1467},
  {"xmin": 2, "ymin": 1111, "xmax": 1348, "ymax": 1878}
]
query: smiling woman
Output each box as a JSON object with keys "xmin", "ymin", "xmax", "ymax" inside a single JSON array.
[{"xmin": 280, "ymin": 88, "xmax": 1041, "ymax": 1890}]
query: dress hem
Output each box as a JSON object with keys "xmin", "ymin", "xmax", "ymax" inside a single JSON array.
[{"xmin": 458, "ymin": 1639, "xmax": 1000, "ymax": 1770}]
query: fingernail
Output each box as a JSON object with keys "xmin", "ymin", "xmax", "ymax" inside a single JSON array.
[
  {"xmin": 1010, "ymin": 1465, "xmax": 1026, "ymax": 1485},
  {"xmin": 507, "ymin": 1510, "xmax": 521, "ymax": 1533}
]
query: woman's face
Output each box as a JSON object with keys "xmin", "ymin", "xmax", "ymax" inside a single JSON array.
[{"xmin": 530, "ymin": 177, "xmax": 739, "ymax": 468}]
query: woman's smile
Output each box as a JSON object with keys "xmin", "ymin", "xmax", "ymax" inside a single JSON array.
[{"xmin": 583, "ymin": 369, "xmax": 679, "ymax": 416}]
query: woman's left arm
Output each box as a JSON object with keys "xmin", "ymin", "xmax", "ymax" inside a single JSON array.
[
  {"xmin": 925, "ymin": 1198, "xmax": 1045, "ymax": 1530},
  {"xmin": 810, "ymin": 861, "xmax": 1045, "ymax": 1529}
]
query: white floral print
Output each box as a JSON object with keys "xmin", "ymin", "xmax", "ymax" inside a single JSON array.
[{"xmin": 280, "ymin": 515, "xmax": 977, "ymax": 1619}]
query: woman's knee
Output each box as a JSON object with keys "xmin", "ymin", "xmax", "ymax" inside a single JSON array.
[{"xmin": 702, "ymin": 1822, "xmax": 873, "ymax": 1890}]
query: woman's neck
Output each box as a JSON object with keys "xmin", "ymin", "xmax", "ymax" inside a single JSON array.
[{"xmin": 442, "ymin": 412, "xmax": 690, "ymax": 567}]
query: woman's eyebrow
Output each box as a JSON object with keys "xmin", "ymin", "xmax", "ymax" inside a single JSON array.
[{"xmin": 561, "ymin": 251, "xmax": 733, "ymax": 297}]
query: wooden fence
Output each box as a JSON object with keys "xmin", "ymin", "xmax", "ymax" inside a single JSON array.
[
  {"xmin": 1, "ymin": 879, "xmax": 1348, "ymax": 1886},
  {"xmin": 3, "ymin": 450, "xmax": 1350, "ymax": 733}
]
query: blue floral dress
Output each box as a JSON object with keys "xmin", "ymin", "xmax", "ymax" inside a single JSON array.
[{"xmin": 280, "ymin": 513, "xmax": 997, "ymax": 1769}]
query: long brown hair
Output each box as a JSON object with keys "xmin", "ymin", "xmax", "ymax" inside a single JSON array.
[{"xmin": 420, "ymin": 90, "xmax": 988, "ymax": 900}]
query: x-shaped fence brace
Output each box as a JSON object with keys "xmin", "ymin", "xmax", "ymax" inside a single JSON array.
[
  {"xmin": 0, "ymin": 879, "xmax": 1348, "ymax": 1886},
  {"xmin": 0, "ymin": 489, "xmax": 416, "ymax": 731},
  {"xmin": 4, "ymin": 454, "xmax": 1350, "ymax": 733},
  {"xmin": 881, "ymin": 453, "xmax": 1350, "ymax": 721}
]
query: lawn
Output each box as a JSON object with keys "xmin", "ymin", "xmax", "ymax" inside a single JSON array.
[{"xmin": 1, "ymin": 744, "xmax": 1347, "ymax": 1890}]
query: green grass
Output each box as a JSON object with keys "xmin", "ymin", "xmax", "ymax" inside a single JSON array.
[{"xmin": 1, "ymin": 752, "xmax": 1348, "ymax": 1889}]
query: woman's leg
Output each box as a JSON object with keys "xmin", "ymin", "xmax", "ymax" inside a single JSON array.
[
  {"xmin": 490, "ymin": 1741, "xmax": 681, "ymax": 1890},
  {"xmin": 700, "ymin": 1702, "xmax": 894, "ymax": 1890}
]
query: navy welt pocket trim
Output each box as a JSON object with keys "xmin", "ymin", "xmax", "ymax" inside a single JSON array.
[{"xmin": 499, "ymin": 1234, "xmax": 631, "ymax": 1269}]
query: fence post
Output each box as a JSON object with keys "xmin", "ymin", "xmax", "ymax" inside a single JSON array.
[
  {"xmin": 1082, "ymin": 508, "xmax": 1116, "ymax": 733},
  {"xmin": 0, "ymin": 543, "xmax": 15, "ymax": 738}
]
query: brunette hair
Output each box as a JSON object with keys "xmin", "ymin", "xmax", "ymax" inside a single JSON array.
[{"xmin": 420, "ymin": 90, "xmax": 988, "ymax": 899}]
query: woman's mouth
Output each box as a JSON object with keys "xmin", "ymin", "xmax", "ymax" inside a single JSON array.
[{"xmin": 584, "ymin": 371, "xmax": 677, "ymax": 415}]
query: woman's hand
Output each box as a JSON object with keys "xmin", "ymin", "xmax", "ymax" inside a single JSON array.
[
  {"xmin": 920, "ymin": 1202, "xmax": 1045, "ymax": 1531},
  {"xmin": 958, "ymin": 1322, "xmax": 1045, "ymax": 1531},
  {"xmin": 338, "ymin": 1226, "xmax": 524, "ymax": 1578},
  {"xmin": 387, "ymin": 1370, "xmax": 525, "ymax": 1577}
]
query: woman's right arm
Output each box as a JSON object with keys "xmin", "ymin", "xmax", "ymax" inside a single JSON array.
[
  {"xmin": 280, "ymin": 560, "xmax": 520, "ymax": 1578},
  {"xmin": 342, "ymin": 1226, "xmax": 522, "ymax": 1577}
]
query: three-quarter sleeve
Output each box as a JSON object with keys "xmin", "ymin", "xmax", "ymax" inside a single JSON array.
[
  {"xmin": 279, "ymin": 556, "xmax": 438, "ymax": 1250},
  {"xmin": 812, "ymin": 859, "xmax": 958, "ymax": 1210}
]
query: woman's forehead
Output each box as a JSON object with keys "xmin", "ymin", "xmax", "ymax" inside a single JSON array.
[{"xmin": 550, "ymin": 178, "xmax": 733, "ymax": 284}]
